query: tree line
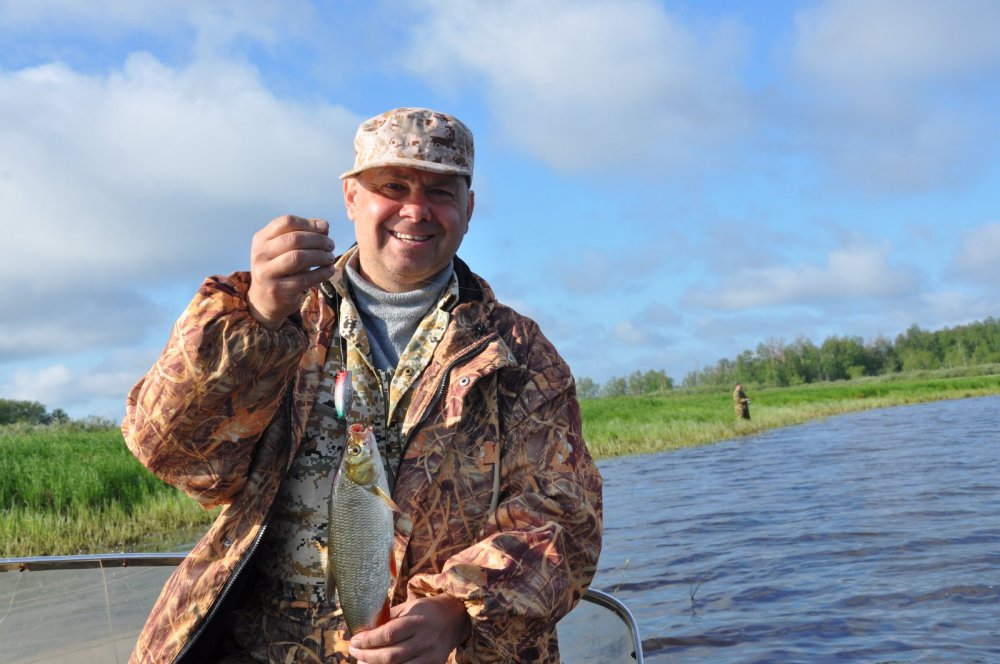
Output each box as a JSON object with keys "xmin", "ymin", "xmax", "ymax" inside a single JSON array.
[
  {"xmin": 7, "ymin": 318, "xmax": 999, "ymax": 411},
  {"xmin": 0, "ymin": 399, "xmax": 70, "ymax": 425},
  {"xmin": 577, "ymin": 317, "xmax": 1000, "ymax": 398},
  {"xmin": 576, "ymin": 369, "xmax": 674, "ymax": 400},
  {"xmin": 0, "ymin": 399, "xmax": 116, "ymax": 429}
]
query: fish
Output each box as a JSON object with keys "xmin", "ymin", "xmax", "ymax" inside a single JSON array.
[{"xmin": 324, "ymin": 422, "xmax": 398, "ymax": 635}]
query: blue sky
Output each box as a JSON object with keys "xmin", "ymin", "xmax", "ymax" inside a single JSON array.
[{"xmin": 2, "ymin": 0, "xmax": 1000, "ymax": 421}]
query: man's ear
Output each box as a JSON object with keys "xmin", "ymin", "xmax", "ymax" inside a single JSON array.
[
  {"xmin": 464, "ymin": 189, "xmax": 475, "ymax": 234},
  {"xmin": 343, "ymin": 178, "xmax": 357, "ymax": 221}
]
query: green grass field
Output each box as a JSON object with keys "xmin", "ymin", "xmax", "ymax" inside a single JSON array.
[
  {"xmin": 3, "ymin": 368, "xmax": 998, "ymax": 557},
  {"xmin": 0, "ymin": 426, "xmax": 218, "ymax": 557},
  {"xmin": 582, "ymin": 369, "xmax": 1000, "ymax": 458}
]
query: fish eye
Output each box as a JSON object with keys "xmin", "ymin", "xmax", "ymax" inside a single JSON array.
[{"xmin": 347, "ymin": 444, "xmax": 362, "ymax": 456}]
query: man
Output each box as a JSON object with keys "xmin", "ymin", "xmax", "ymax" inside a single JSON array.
[
  {"xmin": 123, "ymin": 107, "xmax": 603, "ymax": 663},
  {"xmin": 733, "ymin": 382, "xmax": 751, "ymax": 420}
]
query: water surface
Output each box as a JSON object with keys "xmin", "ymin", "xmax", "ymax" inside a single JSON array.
[{"xmin": 593, "ymin": 394, "xmax": 1000, "ymax": 663}]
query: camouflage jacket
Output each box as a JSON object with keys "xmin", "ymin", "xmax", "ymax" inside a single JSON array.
[{"xmin": 123, "ymin": 257, "xmax": 603, "ymax": 663}]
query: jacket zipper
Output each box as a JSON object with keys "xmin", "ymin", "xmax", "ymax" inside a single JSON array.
[
  {"xmin": 172, "ymin": 520, "xmax": 271, "ymax": 663},
  {"xmin": 172, "ymin": 386, "xmax": 294, "ymax": 663}
]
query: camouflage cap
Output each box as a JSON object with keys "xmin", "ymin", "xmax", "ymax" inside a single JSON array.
[{"xmin": 339, "ymin": 107, "xmax": 474, "ymax": 181}]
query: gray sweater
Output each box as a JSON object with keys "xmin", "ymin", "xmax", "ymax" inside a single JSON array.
[{"xmin": 344, "ymin": 263, "xmax": 454, "ymax": 371}]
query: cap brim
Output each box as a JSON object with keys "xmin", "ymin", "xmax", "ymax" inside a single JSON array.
[{"xmin": 339, "ymin": 157, "xmax": 472, "ymax": 180}]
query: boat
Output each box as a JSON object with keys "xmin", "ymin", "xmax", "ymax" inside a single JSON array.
[{"xmin": 0, "ymin": 553, "xmax": 643, "ymax": 663}]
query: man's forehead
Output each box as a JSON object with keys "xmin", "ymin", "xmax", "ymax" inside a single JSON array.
[{"xmin": 365, "ymin": 166, "xmax": 465, "ymax": 185}]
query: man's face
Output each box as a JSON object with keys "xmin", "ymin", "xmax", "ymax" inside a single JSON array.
[{"xmin": 343, "ymin": 166, "xmax": 474, "ymax": 292}]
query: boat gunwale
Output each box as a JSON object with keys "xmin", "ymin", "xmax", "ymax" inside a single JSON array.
[{"xmin": 0, "ymin": 553, "xmax": 644, "ymax": 662}]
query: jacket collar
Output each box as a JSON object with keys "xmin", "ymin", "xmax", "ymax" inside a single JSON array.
[{"xmin": 321, "ymin": 247, "xmax": 487, "ymax": 309}]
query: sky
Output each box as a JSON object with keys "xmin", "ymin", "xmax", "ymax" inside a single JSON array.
[{"xmin": 2, "ymin": 0, "xmax": 1000, "ymax": 421}]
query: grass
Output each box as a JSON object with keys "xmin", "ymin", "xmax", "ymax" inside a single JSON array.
[
  {"xmin": 582, "ymin": 367, "xmax": 1000, "ymax": 458},
  {"xmin": 3, "ymin": 367, "xmax": 999, "ymax": 557},
  {"xmin": 0, "ymin": 425, "xmax": 218, "ymax": 558}
]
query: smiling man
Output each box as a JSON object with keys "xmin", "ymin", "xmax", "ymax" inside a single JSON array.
[
  {"xmin": 123, "ymin": 108, "xmax": 603, "ymax": 663},
  {"xmin": 345, "ymin": 164, "xmax": 473, "ymax": 293}
]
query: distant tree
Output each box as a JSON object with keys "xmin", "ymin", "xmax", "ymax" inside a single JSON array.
[
  {"xmin": 866, "ymin": 335, "xmax": 898, "ymax": 375},
  {"xmin": 819, "ymin": 336, "xmax": 866, "ymax": 381},
  {"xmin": 638, "ymin": 369, "xmax": 673, "ymax": 393},
  {"xmin": 0, "ymin": 399, "xmax": 51, "ymax": 425},
  {"xmin": 576, "ymin": 377, "xmax": 600, "ymax": 400},
  {"xmin": 602, "ymin": 376, "xmax": 628, "ymax": 398}
]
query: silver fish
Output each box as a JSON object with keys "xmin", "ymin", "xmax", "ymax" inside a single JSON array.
[{"xmin": 325, "ymin": 422, "xmax": 398, "ymax": 635}]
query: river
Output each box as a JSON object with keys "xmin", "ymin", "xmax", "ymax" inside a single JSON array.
[{"xmin": 591, "ymin": 394, "xmax": 1000, "ymax": 663}]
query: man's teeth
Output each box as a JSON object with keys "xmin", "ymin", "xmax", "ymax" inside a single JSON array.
[{"xmin": 391, "ymin": 231, "xmax": 431, "ymax": 241}]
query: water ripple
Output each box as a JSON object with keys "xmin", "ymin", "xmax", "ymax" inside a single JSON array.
[{"xmin": 594, "ymin": 394, "xmax": 1000, "ymax": 663}]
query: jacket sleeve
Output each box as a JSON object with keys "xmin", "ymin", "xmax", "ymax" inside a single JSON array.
[
  {"xmin": 122, "ymin": 272, "xmax": 308, "ymax": 507},
  {"xmin": 407, "ymin": 323, "xmax": 604, "ymax": 661}
]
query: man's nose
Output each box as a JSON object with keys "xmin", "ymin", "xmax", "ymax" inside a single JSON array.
[{"xmin": 399, "ymin": 188, "xmax": 432, "ymax": 221}]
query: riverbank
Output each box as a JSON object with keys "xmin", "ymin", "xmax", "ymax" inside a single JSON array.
[
  {"xmin": 582, "ymin": 366, "xmax": 1000, "ymax": 458},
  {"xmin": 3, "ymin": 367, "xmax": 999, "ymax": 557}
]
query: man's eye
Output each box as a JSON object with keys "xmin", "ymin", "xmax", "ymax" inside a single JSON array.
[
  {"xmin": 428, "ymin": 188, "xmax": 456, "ymax": 201},
  {"xmin": 382, "ymin": 182, "xmax": 407, "ymax": 195}
]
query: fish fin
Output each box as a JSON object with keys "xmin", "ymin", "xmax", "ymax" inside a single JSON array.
[
  {"xmin": 314, "ymin": 540, "xmax": 328, "ymax": 570},
  {"xmin": 315, "ymin": 541, "xmax": 335, "ymax": 603},
  {"xmin": 388, "ymin": 545, "xmax": 397, "ymax": 579},
  {"xmin": 371, "ymin": 485, "xmax": 402, "ymax": 513},
  {"xmin": 376, "ymin": 597, "xmax": 391, "ymax": 627}
]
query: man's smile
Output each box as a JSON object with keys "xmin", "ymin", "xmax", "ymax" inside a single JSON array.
[{"xmin": 390, "ymin": 230, "xmax": 432, "ymax": 242}]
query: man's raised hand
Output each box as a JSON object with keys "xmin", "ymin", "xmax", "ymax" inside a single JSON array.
[{"xmin": 247, "ymin": 215, "xmax": 336, "ymax": 329}]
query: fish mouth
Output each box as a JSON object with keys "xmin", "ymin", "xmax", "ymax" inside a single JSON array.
[{"xmin": 390, "ymin": 230, "xmax": 432, "ymax": 242}]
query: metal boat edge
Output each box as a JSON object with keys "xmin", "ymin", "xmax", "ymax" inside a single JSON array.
[
  {"xmin": 0, "ymin": 552, "xmax": 186, "ymax": 571},
  {"xmin": 1, "ymin": 553, "xmax": 644, "ymax": 662}
]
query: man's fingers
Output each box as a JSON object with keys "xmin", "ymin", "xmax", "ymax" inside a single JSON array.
[
  {"xmin": 348, "ymin": 619, "xmax": 420, "ymax": 664},
  {"xmin": 252, "ymin": 220, "xmax": 334, "ymax": 267},
  {"xmin": 350, "ymin": 618, "xmax": 412, "ymax": 650},
  {"xmin": 264, "ymin": 247, "xmax": 336, "ymax": 278},
  {"xmin": 252, "ymin": 216, "xmax": 331, "ymax": 256},
  {"xmin": 276, "ymin": 229, "xmax": 335, "ymax": 255},
  {"xmin": 266, "ymin": 263, "xmax": 336, "ymax": 298},
  {"xmin": 261, "ymin": 215, "xmax": 329, "ymax": 239}
]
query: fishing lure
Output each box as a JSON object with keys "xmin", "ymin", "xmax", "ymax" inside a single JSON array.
[{"xmin": 334, "ymin": 369, "xmax": 352, "ymax": 419}]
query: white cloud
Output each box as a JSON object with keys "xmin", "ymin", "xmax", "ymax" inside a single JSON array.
[
  {"xmin": 611, "ymin": 321, "xmax": 647, "ymax": 346},
  {"xmin": 8, "ymin": 364, "xmax": 73, "ymax": 397},
  {"xmin": 0, "ymin": 0, "xmax": 316, "ymax": 48},
  {"xmin": 793, "ymin": 0, "xmax": 1000, "ymax": 103},
  {"xmin": 1, "ymin": 55, "xmax": 357, "ymax": 284},
  {"xmin": 950, "ymin": 222, "xmax": 1000, "ymax": 286},
  {"xmin": 787, "ymin": 0, "xmax": 1000, "ymax": 192},
  {"xmin": 685, "ymin": 243, "xmax": 918, "ymax": 311},
  {"xmin": 545, "ymin": 244, "xmax": 669, "ymax": 295},
  {"xmin": 3, "ymin": 363, "xmax": 123, "ymax": 415},
  {"xmin": 0, "ymin": 54, "xmax": 358, "ymax": 363},
  {"xmin": 402, "ymin": 0, "xmax": 751, "ymax": 174},
  {"xmin": 0, "ymin": 284, "xmax": 163, "ymax": 362},
  {"xmin": 920, "ymin": 290, "xmax": 1000, "ymax": 330}
]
